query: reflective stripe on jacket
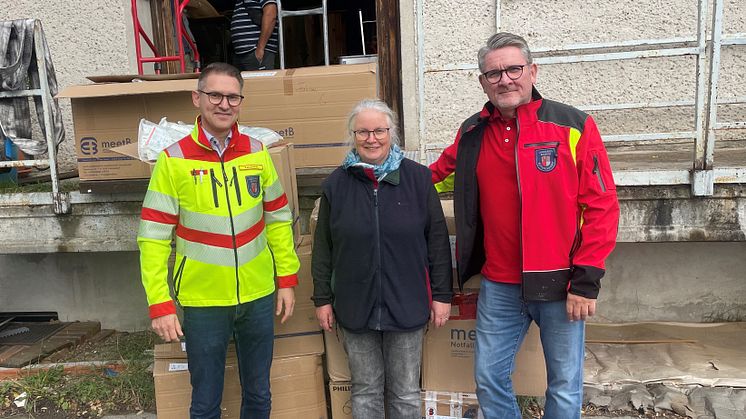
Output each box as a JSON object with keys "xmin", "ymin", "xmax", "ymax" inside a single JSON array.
[{"xmin": 138, "ymin": 119, "xmax": 299, "ymax": 318}]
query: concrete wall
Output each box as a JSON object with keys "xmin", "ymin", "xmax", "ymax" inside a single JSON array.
[
  {"xmin": 1, "ymin": 242, "xmax": 744, "ymax": 331},
  {"xmin": 7, "ymin": 0, "xmax": 744, "ymax": 168},
  {"xmin": 0, "ymin": 252, "xmax": 150, "ymax": 331},
  {"xmin": 599, "ymin": 242, "xmax": 746, "ymax": 323},
  {"xmin": 403, "ymin": 0, "xmax": 746, "ymax": 151},
  {"xmin": 1, "ymin": 0, "xmax": 150, "ymax": 173}
]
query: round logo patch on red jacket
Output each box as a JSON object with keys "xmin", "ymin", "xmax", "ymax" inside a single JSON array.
[{"xmin": 535, "ymin": 148, "xmax": 557, "ymax": 172}]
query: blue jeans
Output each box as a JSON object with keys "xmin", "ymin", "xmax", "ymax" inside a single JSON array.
[
  {"xmin": 183, "ymin": 294, "xmax": 274, "ymax": 419},
  {"xmin": 341, "ymin": 326, "xmax": 424, "ymax": 419},
  {"xmin": 475, "ymin": 279, "xmax": 585, "ymax": 419}
]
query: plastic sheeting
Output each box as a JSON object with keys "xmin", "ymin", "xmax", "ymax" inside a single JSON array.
[
  {"xmin": 0, "ymin": 19, "xmax": 65, "ymax": 156},
  {"xmin": 137, "ymin": 118, "xmax": 283, "ymax": 161}
]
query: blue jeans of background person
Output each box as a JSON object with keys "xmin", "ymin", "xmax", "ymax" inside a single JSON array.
[
  {"xmin": 183, "ymin": 294, "xmax": 274, "ymax": 419},
  {"xmin": 341, "ymin": 326, "xmax": 424, "ymax": 419},
  {"xmin": 475, "ymin": 279, "xmax": 585, "ymax": 419}
]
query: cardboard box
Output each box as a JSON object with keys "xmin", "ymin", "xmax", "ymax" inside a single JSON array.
[
  {"xmin": 58, "ymin": 63, "xmax": 377, "ymax": 180},
  {"xmin": 154, "ymin": 331, "xmax": 323, "ymax": 363},
  {"xmin": 268, "ymin": 143, "xmax": 300, "ymax": 240},
  {"xmin": 290, "ymin": 235, "xmax": 313, "ymax": 303},
  {"xmin": 154, "ymin": 346, "xmax": 326, "ymax": 419},
  {"xmin": 421, "ymin": 293, "xmax": 547, "ymax": 396},
  {"xmin": 270, "ymin": 355, "xmax": 327, "ymax": 419},
  {"xmin": 328, "ymin": 381, "xmax": 353, "ymax": 419},
  {"xmin": 324, "ymin": 329, "xmax": 350, "ymax": 381},
  {"xmin": 327, "ymin": 383, "xmax": 482, "ymax": 419},
  {"xmin": 274, "ymin": 332, "xmax": 323, "ymax": 358},
  {"xmin": 421, "ymin": 391, "xmax": 483, "ymax": 419},
  {"xmin": 275, "ymin": 235, "xmax": 321, "ymax": 337}
]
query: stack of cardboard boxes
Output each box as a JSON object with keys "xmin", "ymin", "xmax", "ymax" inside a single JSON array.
[{"xmin": 57, "ymin": 63, "xmax": 378, "ymax": 182}]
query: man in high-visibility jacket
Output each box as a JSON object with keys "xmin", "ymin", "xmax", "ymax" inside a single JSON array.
[{"xmin": 137, "ymin": 62, "xmax": 299, "ymax": 419}]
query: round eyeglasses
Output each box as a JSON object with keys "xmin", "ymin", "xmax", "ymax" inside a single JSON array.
[
  {"xmin": 353, "ymin": 128, "xmax": 390, "ymax": 140},
  {"xmin": 481, "ymin": 65, "xmax": 525, "ymax": 84},
  {"xmin": 198, "ymin": 90, "xmax": 244, "ymax": 107}
]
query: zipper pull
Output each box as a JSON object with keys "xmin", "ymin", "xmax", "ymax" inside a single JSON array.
[
  {"xmin": 373, "ymin": 188, "xmax": 379, "ymax": 206},
  {"xmin": 212, "ymin": 169, "xmax": 223, "ymax": 187},
  {"xmin": 233, "ymin": 167, "xmax": 242, "ymax": 205}
]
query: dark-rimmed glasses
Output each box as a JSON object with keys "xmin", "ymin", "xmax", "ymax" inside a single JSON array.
[
  {"xmin": 197, "ymin": 90, "xmax": 244, "ymax": 107},
  {"xmin": 354, "ymin": 128, "xmax": 390, "ymax": 140},
  {"xmin": 481, "ymin": 65, "xmax": 525, "ymax": 84}
]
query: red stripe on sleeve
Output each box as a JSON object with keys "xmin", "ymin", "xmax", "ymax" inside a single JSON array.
[
  {"xmin": 264, "ymin": 194, "xmax": 289, "ymax": 212},
  {"xmin": 141, "ymin": 207, "xmax": 179, "ymax": 225},
  {"xmin": 277, "ymin": 274, "xmax": 298, "ymax": 288},
  {"xmin": 149, "ymin": 300, "xmax": 176, "ymax": 319}
]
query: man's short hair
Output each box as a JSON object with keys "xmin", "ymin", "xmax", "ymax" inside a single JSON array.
[
  {"xmin": 478, "ymin": 32, "xmax": 533, "ymax": 72},
  {"xmin": 197, "ymin": 62, "xmax": 244, "ymax": 91}
]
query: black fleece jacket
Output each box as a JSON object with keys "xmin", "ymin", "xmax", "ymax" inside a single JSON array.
[{"xmin": 311, "ymin": 158, "xmax": 453, "ymax": 333}]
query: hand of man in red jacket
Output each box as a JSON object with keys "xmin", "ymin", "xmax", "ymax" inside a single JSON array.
[{"xmin": 566, "ymin": 293, "xmax": 596, "ymax": 321}]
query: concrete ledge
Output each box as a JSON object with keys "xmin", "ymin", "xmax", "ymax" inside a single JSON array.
[{"xmin": 0, "ymin": 184, "xmax": 745, "ymax": 254}]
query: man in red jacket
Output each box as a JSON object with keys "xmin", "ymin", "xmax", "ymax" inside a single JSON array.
[{"xmin": 430, "ymin": 32, "xmax": 619, "ymax": 418}]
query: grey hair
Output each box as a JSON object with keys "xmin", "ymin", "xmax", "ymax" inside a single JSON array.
[
  {"xmin": 478, "ymin": 32, "xmax": 533, "ymax": 73},
  {"xmin": 346, "ymin": 99, "xmax": 400, "ymax": 149}
]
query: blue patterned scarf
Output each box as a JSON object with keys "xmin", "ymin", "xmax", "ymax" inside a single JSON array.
[{"xmin": 342, "ymin": 143, "xmax": 404, "ymax": 180}]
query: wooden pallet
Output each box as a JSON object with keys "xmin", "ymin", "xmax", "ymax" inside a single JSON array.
[{"xmin": 0, "ymin": 321, "xmax": 101, "ymax": 368}]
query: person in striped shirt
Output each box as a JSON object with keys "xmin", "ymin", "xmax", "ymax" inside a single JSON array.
[{"xmin": 231, "ymin": 0, "xmax": 278, "ymax": 70}]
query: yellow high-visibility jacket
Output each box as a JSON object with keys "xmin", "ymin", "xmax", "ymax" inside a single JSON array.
[{"xmin": 137, "ymin": 119, "xmax": 299, "ymax": 319}]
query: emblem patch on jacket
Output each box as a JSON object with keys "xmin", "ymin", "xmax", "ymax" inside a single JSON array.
[
  {"xmin": 245, "ymin": 175, "xmax": 261, "ymax": 198},
  {"xmin": 535, "ymin": 148, "xmax": 557, "ymax": 172}
]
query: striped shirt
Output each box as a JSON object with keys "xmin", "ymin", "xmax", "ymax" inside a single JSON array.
[{"xmin": 231, "ymin": 0, "xmax": 279, "ymax": 55}]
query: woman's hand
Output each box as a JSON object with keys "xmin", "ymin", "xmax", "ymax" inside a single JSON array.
[
  {"xmin": 316, "ymin": 304, "xmax": 335, "ymax": 332},
  {"xmin": 431, "ymin": 301, "xmax": 451, "ymax": 328}
]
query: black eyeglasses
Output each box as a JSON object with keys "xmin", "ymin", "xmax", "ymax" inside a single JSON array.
[
  {"xmin": 197, "ymin": 90, "xmax": 244, "ymax": 107},
  {"xmin": 481, "ymin": 65, "xmax": 526, "ymax": 84},
  {"xmin": 353, "ymin": 128, "xmax": 390, "ymax": 140}
]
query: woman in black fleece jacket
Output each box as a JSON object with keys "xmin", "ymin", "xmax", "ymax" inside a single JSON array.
[{"xmin": 312, "ymin": 99, "xmax": 453, "ymax": 419}]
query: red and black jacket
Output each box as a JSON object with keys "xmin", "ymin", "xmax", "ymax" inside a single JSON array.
[{"xmin": 431, "ymin": 88, "xmax": 619, "ymax": 300}]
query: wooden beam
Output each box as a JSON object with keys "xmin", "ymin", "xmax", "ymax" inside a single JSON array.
[
  {"xmin": 149, "ymin": 0, "xmax": 179, "ymax": 74},
  {"xmin": 376, "ymin": 0, "xmax": 404, "ymax": 146}
]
